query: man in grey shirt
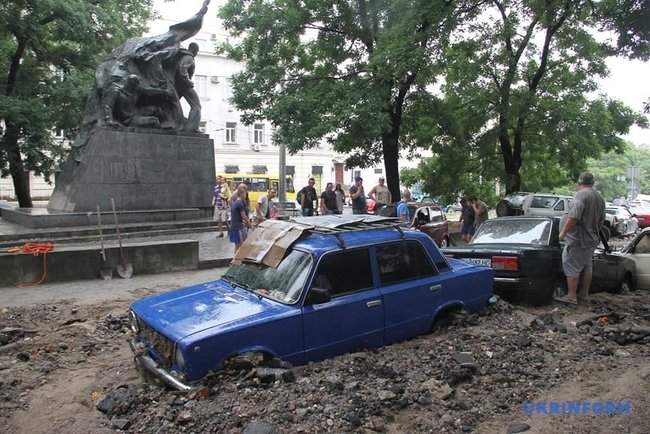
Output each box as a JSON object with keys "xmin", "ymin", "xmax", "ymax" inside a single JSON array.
[{"xmin": 556, "ymin": 172, "xmax": 605, "ymax": 305}]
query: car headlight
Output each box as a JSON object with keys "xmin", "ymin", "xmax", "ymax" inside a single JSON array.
[
  {"xmin": 175, "ymin": 346, "xmax": 185, "ymax": 369},
  {"xmin": 129, "ymin": 310, "xmax": 140, "ymax": 334}
]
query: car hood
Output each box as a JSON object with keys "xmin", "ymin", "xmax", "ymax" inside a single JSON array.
[{"xmin": 130, "ymin": 279, "xmax": 295, "ymax": 342}]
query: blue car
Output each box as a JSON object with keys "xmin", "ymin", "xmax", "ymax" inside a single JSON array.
[{"xmin": 129, "ymin": 216, "xmax": 493, "ymax": 390}]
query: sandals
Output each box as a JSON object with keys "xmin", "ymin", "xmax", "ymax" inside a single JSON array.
[{"xmin": 554, "ymin": 296, "xmax": 578, "ymax": 306}]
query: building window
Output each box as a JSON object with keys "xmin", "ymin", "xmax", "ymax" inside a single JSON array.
[
  {"xmin": 354, "ymin": 170, "xmax": 361, "ymax": 179},
  {"xmin": 286, "ymin": 166, "xmax": 295, "ymax": 176},
  {"xmin": 194, "ymin": 75, "xmax": 208, "ymax": 98},
  {"xmin": 225, "ymin": 165, "xmax": 239, "ymax": 174},
  {"xmin": 199, "ymin": 121, "xmax": 207, "ymax": 133},
  {"xmin": 223, "ymin": 78, "xmax": 233, "ymax": 101},
  {"xmin": 374, "ymin": 168, "xmax": 383, "ymax": 174},
  {"xmin": 254, "ymin": 123, "xmax": 265, "ymax": 145},
  {"xmin": 253, "ymin": 165, "xmax": 268, "ymax": 174},
  {"xmin": 225, "ymin": 122, "xmax": 236, "ymax": 144},
  {"xmin": 311, "ymin": 166, "xmax": 323, "ymax": 175}
]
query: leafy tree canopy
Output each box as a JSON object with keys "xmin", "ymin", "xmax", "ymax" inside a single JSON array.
[
  {"xmin": 219, "ymin": 0, "xmax": 481, "ymax": 200},
  {"xmin": 0, "ymin": 0, "xmax": 154, "ymax": 206}
]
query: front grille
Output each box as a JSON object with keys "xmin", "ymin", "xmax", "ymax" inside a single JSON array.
[{"xmin": 139, "ymin": 321, "xmax": 174, "ymax": 368}]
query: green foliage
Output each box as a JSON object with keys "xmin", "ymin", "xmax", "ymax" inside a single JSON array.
[
  {"xmin": 0, "ymin": 0, "xmax": 154, "ymax": 182},
  {"xmin": 598, "ymin": 0, "xmax": 650, "ymax": 60},
  {"xmin": 219, "ymin": 0, "xmax": 481, "ymax": 198}
]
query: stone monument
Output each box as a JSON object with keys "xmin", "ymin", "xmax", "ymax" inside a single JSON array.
[{"xmin": 48, "ymin": 1, "xmax": 214, "ymax": 213}]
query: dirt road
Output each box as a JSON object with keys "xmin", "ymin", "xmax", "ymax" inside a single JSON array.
[{"xmin": 1, "ymin": 272, "xmax": 649, "ymax": 434}]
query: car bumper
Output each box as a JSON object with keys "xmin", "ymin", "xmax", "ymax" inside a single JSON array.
[
  {"xmin": 493, "ymin": 276, "xmax": 539, "ymax": 291},
  {"xmin": 129, "ymin": 339, "xmax": 193, "ymax": 392}
]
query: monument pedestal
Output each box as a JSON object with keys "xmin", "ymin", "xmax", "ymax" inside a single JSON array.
[{"xmin": 48, "ymin": 128, "xmax": 215, "ymax": 213}]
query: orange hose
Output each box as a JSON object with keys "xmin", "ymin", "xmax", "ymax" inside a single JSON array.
[{"xmin": 7, "ymin": 242, "xmax": 55, "ymax": 287}]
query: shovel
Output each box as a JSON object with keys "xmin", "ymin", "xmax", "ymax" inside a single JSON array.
[
  {"xmin": 111, "ymin": 198, "xmax": 133, "ymax": 279},
  {"xmin": 96, "ymin": 206, "xmax": 113, "ymax": 280}
]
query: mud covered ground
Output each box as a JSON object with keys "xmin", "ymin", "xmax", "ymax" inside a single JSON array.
[{"xmin": 1, "ymin": 280, "xmax": 649, "ymax": 434}]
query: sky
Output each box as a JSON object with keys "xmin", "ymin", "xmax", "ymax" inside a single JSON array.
[{"xmin": 153, "ymin": 0, "xmax": 650, "ymax": 147}]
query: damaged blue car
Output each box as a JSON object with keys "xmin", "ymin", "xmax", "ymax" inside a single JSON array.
[{"xmin": 129, "ymin": 216, "xmax": 493, "ymax": 390}]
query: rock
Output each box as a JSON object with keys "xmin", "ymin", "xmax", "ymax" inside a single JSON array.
[
  {"xmin": 440, "ymin": 413, "xmax": 454, "ymax": 424},
  {"xmin": 422, "ymin": 379, "xmax": 454, "ymax": 400},
  {"xmin": 267, "ymin": 357, "xmax": 292, "ymax": 369},
  {"xmin": 16, "ymin": 352, "xmax": 30, "ymax": 362},
  {"xmin": 515, "ymin": 335, "xmax": 532, "ymax": 347},
  {"xmin": 95, "ymin": 384, "xmax": 138, "ymax": 416},
  {"xmin": 507, "ymin": 422, "xmax": 531, "ymax": 433},
  {"xmin": 110, "ymin": 418, "xmax": 130, "ymax": 430},
  {"xmin": 614, "ymin": 349, "xmax": 630, "ymax": 357},
  {"xmin": 453, "ymin": 352, "xmax": 478, "ymax": 370},
  {"xmin": 58, "ymin": 343, "xmax": 69, "ymax": 351},
  {"xmin": 378, "ymin": 390, "xmax": 397, "ymax": 401},
  {"xmin": 243, "ymin": 420, "xmax": 277, "ymax": 434},
  {"xmin": 296, "ymin": 408, "xmax": 308, "ymax": 418},
  {"xmin": 177, "ymin": 410, "xmax": 193, "ymax": 424},
  {"xmin": 345, "ymin": 413, "xmax": 362, "ymax": 428},
  {"xmin": 447, "ymin": 367, "xmax": 474, "ymax": 386},
  {"xmin": 368, "ymin": 416, "xmax": 385, "ymax": 432},
  {"xmin": 565, "ymin": 321, "xmax": 578, "ymax": 335}
]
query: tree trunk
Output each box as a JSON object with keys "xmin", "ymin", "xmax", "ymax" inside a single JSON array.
[
  {"xmin": 3, "ymin": 121, "xmax": 32, "ymax": 208},
  {"xmin": 381, "ymin": 131, "xmax": 401, "ymax": 204}
]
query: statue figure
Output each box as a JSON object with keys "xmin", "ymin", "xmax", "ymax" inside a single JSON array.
[
  {"xmin": 103, "ymin": 74, "xmax": 175, "ymax": 128},
  {"xmin": 174, "ymin": 42, "xmax": 201, "ymax": 132}
]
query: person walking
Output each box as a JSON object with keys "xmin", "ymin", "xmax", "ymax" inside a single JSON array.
[
  {"xmin": 556, "ymin": 172, "xmax": 606, "ymax": 305},
  {"xmin": 349, "ymin": 176, "xmax": 367, "ymax": 214},
  {"xmin": 212, "ymin": 176, "xmax": 231, "ymax": 238},
  {"xmin": 256, "ymin": 189, "xmax": 277, "ymax": 224},
  {"xmin": 459, "ymin": 196, "xmax": 475, "ymax": 243},
  {"xmin": 320, "ymin": 183, "xmax": 338, "ymax": 215},
  {"xmin": 368, "ymin": 177, "xmax": 392, "ymax": 210},
  {"xmin": 229, "ymin": 184, "xmax": 252, "ymax": 251},
  {"xmin": 298, "ymin": 178, "xmax": 318, "ymax": 217},
  {"xmin": 334, "ymin": 184, "xmax": 345, "ymax": 214}
]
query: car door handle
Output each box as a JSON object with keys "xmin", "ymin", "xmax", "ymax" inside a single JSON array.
[
  {"xmin": 366, "ymin": 300, "xmax": 382, "ymax": 308},
  {"xmin": 430, "ymin": 284, "xmax": 442, "ymax": 292}
]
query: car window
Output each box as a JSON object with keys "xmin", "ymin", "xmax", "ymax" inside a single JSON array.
[
  {"xmin": 311, "ymin": 249, "xmax": 373, "ymax": 297},
  {"xmin": 472, "ymin": 219, "xmax": 552, "ymax": 245},
  {"xmin": 429, "ymin": 208, "xmax": 444, "ymax": 223},
  {"xmin": 375, "ymin": 241, "xmax": 437, "ymax": 286},
  {"xmin": 415, "ymin": 208, "xmax": 430, "ymax": 225},
  {"xmin": 636, "ymin": 234, "xmax": 650, "ymax": 254},
  {"xmin": 530, "ymin": 196, "xmax": 558, "ymax": 209},
  {"xmin": 554, "ymin": 201, "xmax": 565, "ymax": 211}
]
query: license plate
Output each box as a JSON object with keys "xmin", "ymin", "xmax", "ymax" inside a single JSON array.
[{"xmin": 464, "ymin": 257, "xmax": 491, "ymax": 267}]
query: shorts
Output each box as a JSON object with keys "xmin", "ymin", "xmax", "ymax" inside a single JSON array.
[
  {"xmin": 562, "ymin": 244, "xmax": 595, "ymax": 278},
  {"xmin": 461, "ymin": 223, "xmax": 475, "ymax": 236},
  {"xmin": 302, "ymin": 208, "xmax": 314, "ymax": 217},
  {"xmin": 213, "ymin": 207, "xmax": 229, "ymax": 222},
  {"xmin": 228, "ymin": 227, "xmax": 248, "ymax": 244}
]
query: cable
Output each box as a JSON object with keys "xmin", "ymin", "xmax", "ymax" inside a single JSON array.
[{"xmin": 6, "ymin": 242, "xmax": 55, "ymax": 287}]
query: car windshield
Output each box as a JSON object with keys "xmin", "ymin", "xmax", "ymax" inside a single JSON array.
[
  {"xmin": 472, "ymin": 219, "xmax": 551, "ymax": 245},
  {"xmin": 222, "ymin": 250, "xmax": 312, "ymax": 304}
]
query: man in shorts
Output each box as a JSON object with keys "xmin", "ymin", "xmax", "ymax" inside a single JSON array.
[
  {"xmin": 459, "ymin": 196, "xmax": 475, "ymax": 242},
  {"xmin": 556, "ymin": 172, "xmax": 605, "ymax": 305},
  {"xmin": 213, "ymin": 176, "xmax": 231, "ymax": 238},
  {"xmin": 229, "ymin": 184, "xmax": 252, "ymax": 251}
]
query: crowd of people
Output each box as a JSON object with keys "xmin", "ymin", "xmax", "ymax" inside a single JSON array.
[{"xmin": 215, "ymin": 170, "xmax": 611, "ymax": 309}]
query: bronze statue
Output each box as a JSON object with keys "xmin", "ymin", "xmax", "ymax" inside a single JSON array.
[
  {"xmin": 175, "ymin": 42, "xmax": 201, "ymax": 132},
  {"xmin": 103, "ymin": 74, "xmax": 175, "ymax": 128}
]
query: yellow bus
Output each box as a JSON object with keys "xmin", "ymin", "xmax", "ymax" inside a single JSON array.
[{"xmin": 219, "ymin": 173, "xmax": 296, "ymax": 210}]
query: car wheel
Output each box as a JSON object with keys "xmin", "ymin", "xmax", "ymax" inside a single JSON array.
[
  {"xmin": 496, "ymin": 200, "xmax": 513, "ymax": 217},
  {"xmin": 440, "ymin": 237, "xmax": 449, "ymax": 248}
]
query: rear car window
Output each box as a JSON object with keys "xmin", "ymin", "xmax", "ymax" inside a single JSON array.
[
  {"xmin": 376, "ymin": 241, "xmax": 437, "ymax": 285},
  {"xmin": 473, "ymin": 219, "xmax": 552, "ymax": 245},
  {"xmin": 530, "ymin": 196, "xmax": 558, "ymax": 209},
  {"xmin": 312, "ymin": 249, "xmax": 373, "ymax": 297}
]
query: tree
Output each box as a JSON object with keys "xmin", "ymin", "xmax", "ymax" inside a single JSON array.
[
  {"xmin": 0, "ymin": 0, "xmax": 154, "ymax": 207},
  {"xmin": 219, "ymin": 0, "xmax": 481, "ymax": 201},
  {"xmin": 598, "ymin": 0, "xmax": 650, "ymax": 60},
  {"xmin": 431, "ymin": 0, "xmax": 646, "ymax": 194}
]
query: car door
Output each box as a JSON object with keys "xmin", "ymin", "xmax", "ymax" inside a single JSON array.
[
  {"xmin": 302, "ymin": 248, "xmax": 384, "ymax": 362},
  {"xmin": 375, "ymin": 240, "xmax": 443, "ymax": 344},
  {"xmin": 592, "ymin": 250, "xmax": 619, "ymax": 290},
  {"xmin": 630, "ymin": 233, "xmax": 650, "ymax": 290}
]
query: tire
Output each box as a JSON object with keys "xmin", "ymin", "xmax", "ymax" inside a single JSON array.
[
  {"xmin": 440, "ymin": 237, "xmax": 449, "ymax": 248},
  {"xmin": 496, "ymin": 200, "xmax": 514, "ymax": 217},
  {"xmin": 527, "ymin": 277, "xmax": 563, "ymax": 306}
]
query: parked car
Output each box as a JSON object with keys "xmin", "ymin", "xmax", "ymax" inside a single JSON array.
[
  {"xmin": 631, "ymin": 207, "xmax": 650, "ymax": 229},
  {"xmin": 129, "ymin": 217, "xmax": 494, "ymax": 390},
  {"xmin": 496, "ymin": 192, "xmax": 532, "ymax": 217},
  {"xmin": 521, "ymin": 194, "xmax": 573, "ymax": 217},
  {"xmin": 377, "ymin": 203, "xmax": 451, "ymax": 247},
  {"xmin": 619, "ymin": 228, "xmax": 650, "ymax": 290},
  {"xmin": 605, "ymin": 205, "xmax": 637, "ymax": 236},
  {"xmin": 442, "ymin": 216, "xmax": 636, "ymax": 305}
]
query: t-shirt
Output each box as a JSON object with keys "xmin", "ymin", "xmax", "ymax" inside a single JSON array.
[
  {"xmin": 349, "ymin": 185, "xmax": 367, "ymax": 213},
  {"xmin": 213, "ymin": 183, "xmax": 231, "ymax": 210},
  {"xmin": 397, "ymin": 201, "xmax": 410, "ymax": 224},
  {"xmin": 321, "ymin": 191, "xmax": 337, "ymax": 211},
  {"xmin": 257, "ymin": 195, "xmax": 270, "ymax": 219},
  {"xmin": 461, "ymin": 205, "xmax": 475, "ymax": 226},
  {"xmin": 566, "ymin": 187, "xmax": 605, "ymax": 249},
  {"xmin": 299, "ymin": 186, "xmax": 317, "ymax": 209},
  {"xmin": 335, "ymin": 190, "xmax": 345, "ymax": 211},
  {"xmin": 370, "ymin": 184, "xmax": 391, "ymax": 205},
  {"xmin": 230, "ymin": 199, "xmax": 247, "ymax": 230}
]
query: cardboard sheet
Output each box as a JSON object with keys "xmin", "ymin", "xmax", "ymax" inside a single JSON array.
[{"xmin": 233, "ymin": 219, "xmax": 312, "ymax": 268}]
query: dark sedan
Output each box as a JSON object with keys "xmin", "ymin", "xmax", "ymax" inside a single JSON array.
[{"xmin": 442, "ymin": 217, "xmax": 635, "ymax": 305}]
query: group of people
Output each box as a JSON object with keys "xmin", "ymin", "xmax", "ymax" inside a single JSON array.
[{"xmin": 297, "ymin": 176, "xmax": 392, "ymax": 216}]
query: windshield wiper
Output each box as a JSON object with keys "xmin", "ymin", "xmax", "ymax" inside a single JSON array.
[{"xmin": 222, "ymin": 276, "xmax": 260, "ymax": 297}]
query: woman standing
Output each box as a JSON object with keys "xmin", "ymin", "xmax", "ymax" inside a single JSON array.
[{"xmin": 334, "ymin": 184, "xmax": 345, "ymax": 214}]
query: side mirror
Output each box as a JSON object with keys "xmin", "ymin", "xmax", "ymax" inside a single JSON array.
[{"xmin": 306, "ymin": 287, "xmax": 331, "ymax": 305}]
